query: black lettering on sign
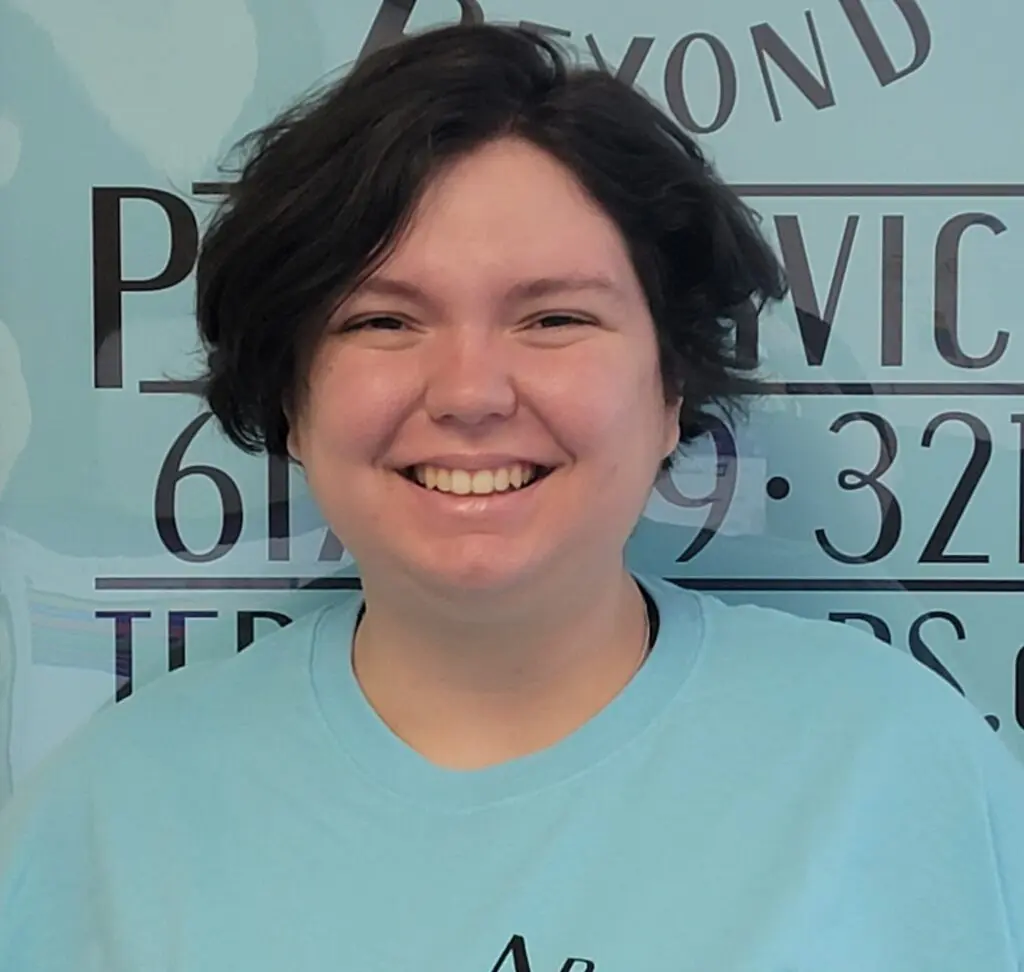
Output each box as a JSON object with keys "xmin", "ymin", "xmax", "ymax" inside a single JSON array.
[
  {"xmin": 354, "ymin": 0, "xmax": 932, "ymax": 140},
  {"xmin": 774, "ymin": 214, "xmax": 859, "ymax": 366},
  {"xmin": 1014, "ymin": 414, "xmax": 1024, "ymax": 564},
  {"xmin": 816, "ymin": 411, "xmax": 998, "ymax": 565},
  {"xmin": 583, "ymin": 34, "xmax": 653, "ymax": 86},
  {"xmin": 92, "ymin": 187, "xmax": 198, "ymax": 389},
  {"xmin": 237, "ymin": 611, "xmax": 293, "ymax": 652},
  {"xmin": 934, "ymin": 213, "xmax": 1010, "ymax": 369},
  {"xmin": 733, "ymin": 299, "xmax": 762, "ymax": 370},
  {"xmin": 488, "ymin": 935, "xmax": 596, "ymax": 972},
  {"xmin": 167, "ymin": 611, "xmax": 218, "ymax": 671},
  {"xmin": 663, "ymin": 33, "xmax": 738, "ymax": 134},
  {"xmin": 155, "ymin": 414, "xmax": 348, "ymax": 564},
  {"xmin": 815, "ymin": 412, "xmax": 902, "ymax": 564},
  {"xmin": 918, "ymin": 412, "xmax": 991, "ymax": 564},
  {"xmin": 828, "ymin": 611, "xmax": 893, "ymax": 644},
  {"xmin": 1016, "ymin": 647, "xmax": 1024, "ymax": 731},
  {"xmin": 490, "ymin": 935, "xmax": 533, "ymax": 972},
  {"xmin": 880, "ymin": 214, "xmax": 905, "ymax": 366},
  {"xmin": 661, "ymin": 410, "xmax": 1009, "ymax": 566},
  {"xmin": 833, "ymin": 610, "xmax": 1001, "ymax": 732},
  {"xmin": 268, "ymin": 453, "xmax": 291, "ymax": 562},
  {"xmin": 908, "ymin": 612, "xmax": 1000, "ymax": 730},
  {"xmin": 840, "ymin": 0, "xmax": 932, "ymax": 87},
  {"xmin": 653, "ymin": 415, "xmax": 738, "ymax": 562},
  {"xmin": 908, "ymin": 611, "xmax": 967, "ymax": 696},
  {"xmin": 751, "ymin": 12, "xmax": 835, "ymax": 124},
  {"xmin": 356, "ymin": 0, "xmax": 483, "ymax": 64},
  {"xmin": 100, "ymin": 610, "xmax": 297, "ymax": 699},
  {"xmin": 621, "ymin": 0, "xmax": 929, "ymax": 130},
  {"xmin": 156, "ymin": 413, "xmax": 244, "ymax": 563},
  {"xmin": 96, "ymin": 610, "xmax": 152, "ymax": 701},
  {"xmin": 744, "ymin": 210, "xmax": 1011, "ymax": 372}
]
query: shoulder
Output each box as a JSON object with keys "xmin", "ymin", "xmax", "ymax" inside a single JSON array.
[
  {"xmin": 94, "ymin": 599, "xmax": 336, "ymax": 746},
  {"xmin": 641, "ymin": 576, "xmax": 1024, "ymax": 872},
  {"xmin": 0, "ymin": 600, "xmax": 340, "ymax": 826},
  {"xmin": 640, "ymin": 573, "xmax": 998, "ymax": 753},
  {"xmin": 0, "ymin": 599, "xmax": 347, "ymax": 951}
]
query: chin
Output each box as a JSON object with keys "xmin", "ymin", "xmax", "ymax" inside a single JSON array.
[{"xmin": 410, "ymin": 547, "xmax": 543, "ymax": 598}]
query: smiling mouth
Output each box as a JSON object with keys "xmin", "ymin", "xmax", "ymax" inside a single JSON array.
[{"xmin": 399, "ymin": 463, "xmax": 555, "ymax": 496}]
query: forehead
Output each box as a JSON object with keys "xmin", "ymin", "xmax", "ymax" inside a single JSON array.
[{"xmin": 374, "ymin": 138, "xmax": 639, "ymax": 293}]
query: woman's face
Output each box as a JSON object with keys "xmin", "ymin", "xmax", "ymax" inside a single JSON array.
[{"xmin": 289, "ymin": 136, "xmax": 680, "ymax": 597}]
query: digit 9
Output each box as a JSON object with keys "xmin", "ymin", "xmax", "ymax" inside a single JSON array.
[{"xmin": 654, "ymin": 415, "xmax": 738, "ymax": 562}]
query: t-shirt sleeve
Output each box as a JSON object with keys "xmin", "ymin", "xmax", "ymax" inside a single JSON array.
[
  {"xmin": 719, "ymin": 598, "xmax": 1024, "ymax": 968},
  {"xmin": 873, "ymin": 672, "xmax": 1024, "ymax": 969},
  {"xmin": 978, "ymin": 725, "xmax": 1024, "ymax": 962}
]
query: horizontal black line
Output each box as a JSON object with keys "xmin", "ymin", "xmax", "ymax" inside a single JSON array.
[
  {"xmin": 96, "ymin": 576, "xmax": 363, "ymax": 591},
  {"xmin": 95, "ymin": 576, "xmax": 1024, "ymax": 593},
  {"xmin": 192, "ymin": 182, "xmax": 230, "ymax": 196},
  {"xmin": 140, "ymin": 379, "xmax": 1024, "ymax": 398},
  {"xmin": 762, "ymin": 382, "xmax": 1024, "ymax": 396},
  {"xmin": 139, "ymin": 380, "xmax": 202, "ymax": 394},
  {"xmin": 191, "ymin": 181, "xmax": 1024, "ymax": 199},
  {"xmin": 735, "ymin": 184, "xmax": 1024, "ymax": 198},
  {"xmin": 671, "ymin": 578, "xmax": 1024, "ymax": 593}
]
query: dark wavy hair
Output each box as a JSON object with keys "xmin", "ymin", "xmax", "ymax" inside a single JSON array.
[{"xmin": 195, "ymin": 22, "xmax": 787, "ymax": 471}]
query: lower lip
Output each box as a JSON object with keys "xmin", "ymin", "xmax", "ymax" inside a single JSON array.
[{"xmin": 397, "ymin": 472, "xmax": 551, "ymax": 516}]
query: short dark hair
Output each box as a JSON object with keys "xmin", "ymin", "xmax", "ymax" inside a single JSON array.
[{"xmin": 194, "ymin": 22, "xmax": 787, "ymax": 471}]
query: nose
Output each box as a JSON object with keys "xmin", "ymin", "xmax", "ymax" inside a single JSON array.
[{"xmin": 422, "ymin": 328, "xmax": 517, "ymax": 426}]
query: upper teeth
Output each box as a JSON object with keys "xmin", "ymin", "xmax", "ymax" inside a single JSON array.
[{"xmin": 412, "ymin": 464, "xmax": 540, "ymax": 495}]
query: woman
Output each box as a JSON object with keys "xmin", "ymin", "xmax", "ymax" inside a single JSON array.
[{"xmin": 2, "ymin": 22, "xmax": 1022, "ymax": 971}]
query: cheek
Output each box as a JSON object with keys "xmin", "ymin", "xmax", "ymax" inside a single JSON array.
[
  {"xmin": 601, "ymin": 371, "xmax": 674, "ymax": 485},
  {"xmin": 301, "ymin": 356, "xmax": 412, "ymax": 462},
  {"xmin": 566, "ymin": 357, "xmax": 664, "ymax": 450},
  {"xmin": 537, "ymin": 361, "xmax": 665, "ymax": 500}
]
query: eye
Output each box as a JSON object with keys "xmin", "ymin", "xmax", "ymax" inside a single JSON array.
[
  {"xmin": 339, "ymin": 315, "xmax": 407, "ymax": 333},
  {"xmin": 532, "ymin": 314, "xmax": 591, "ymax": 329}
]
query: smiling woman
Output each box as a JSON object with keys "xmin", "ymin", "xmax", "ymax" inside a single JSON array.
[
  {"xmin": 2, "ymin": 20, "xmax": 1023, "ymax": 972},
  {"xmin": 278, "ymin": 134, "xmax": 689, "ymax": 614}
]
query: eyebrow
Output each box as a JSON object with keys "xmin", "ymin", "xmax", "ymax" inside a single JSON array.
[{"xmin": 353, "ymin": 273, "xmax": 626, "ymax": 306}]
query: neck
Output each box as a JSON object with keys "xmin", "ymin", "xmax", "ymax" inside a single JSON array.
[{"xmin": 350, "ymin": 565, "xmax": 649, "ymax": 770}]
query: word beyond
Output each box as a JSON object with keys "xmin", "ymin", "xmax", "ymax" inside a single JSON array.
[{"xmin": 358, "ymin": 0, "xmax": 933, "ymax": 134}]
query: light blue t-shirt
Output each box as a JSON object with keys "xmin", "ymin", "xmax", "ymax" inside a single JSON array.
[{"xmin": 1, "ymin": 574, "xmax": 1022, "ymax": 971}]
